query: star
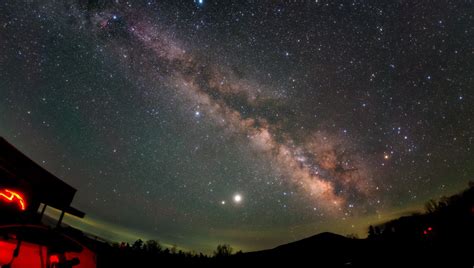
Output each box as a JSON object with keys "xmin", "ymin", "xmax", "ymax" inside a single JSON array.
[{"xmin": 233, "ymin": 194, "xmax": 242, "ymax": 203}]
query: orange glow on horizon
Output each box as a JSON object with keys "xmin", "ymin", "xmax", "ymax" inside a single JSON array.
[{"xmin": 0, "ymin": 189, "xmax": 26, "ymax": 211}]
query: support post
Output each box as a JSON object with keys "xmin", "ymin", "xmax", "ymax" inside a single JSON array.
[
  {"xmin": 57, "ymin": 210, "xmax": 65, "ymax": 228},
  {"xmin": 40, "ymin": 204, "xmax": 47, "ymax": 218}
]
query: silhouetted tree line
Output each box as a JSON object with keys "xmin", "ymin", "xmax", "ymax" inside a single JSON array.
[
  {"xmin": 93, "ymin": 237, "xmax": 243, "ymax": 266},
  {"xmin": 368, "ymin": 181, "xmax": 474, "ymax": 242}
]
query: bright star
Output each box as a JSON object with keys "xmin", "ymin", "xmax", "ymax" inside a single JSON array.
[{"xmin": 233, "ymin": 194, "xmax": 242, "ymax": 203}]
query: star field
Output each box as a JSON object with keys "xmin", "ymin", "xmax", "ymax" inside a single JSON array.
[{"xmin": 0, "ymin": 0, "xmax": 473, "ymax": 252}]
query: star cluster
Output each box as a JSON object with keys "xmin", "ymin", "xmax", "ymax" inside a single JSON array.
[{"xmin": 0, "ymin": 0, "xmax": 472, "ymax": 252}]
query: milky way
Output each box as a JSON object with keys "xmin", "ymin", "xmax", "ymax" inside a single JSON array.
[
  {"xmin": 85, "ymin": 11, "xmax": 378, "ymax": 213},
  {"xmin": 1, "ymin": 0, "xmax": 472, "ymax": 252}
]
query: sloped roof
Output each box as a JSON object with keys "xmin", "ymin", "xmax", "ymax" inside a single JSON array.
[{"xmin": 0, "ymin": 137, "xmax": 84, "ymax": 218}]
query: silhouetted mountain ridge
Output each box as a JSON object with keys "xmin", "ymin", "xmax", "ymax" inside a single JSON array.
[
  {"xmin": 272, "ymin": 231, "xmax": 351, "ymax": 250},
  {"xmin": 240, "ymin": 231, "xmax": 358, "ymax": 266}
]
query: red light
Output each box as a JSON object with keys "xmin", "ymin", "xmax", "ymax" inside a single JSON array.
[
  {"xmin": 50, "ymin": 254, "xmax": 59, "ymax": 264},
  {"xmin": 423, "ymin": 230, "xmax": 427, "ymax": 235},
  {"xmin": 427, "ymin": 227, "xmax": 432, "ymax": 231},
  {"xmin": 0, "ymin": 189, "xmax": 26, "ymax": 211}
]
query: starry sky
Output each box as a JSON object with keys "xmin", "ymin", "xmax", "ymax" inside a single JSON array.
[{"xmin": 0, "ymin": 0, "xmax": 473, "ymax": 253}]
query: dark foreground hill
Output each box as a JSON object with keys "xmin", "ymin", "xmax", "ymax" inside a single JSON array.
[
  {"xmin": 227, "ymin": 231, "xmax": 471, "ymax": 267},
  {"xmin": 238, "ymin": 232, "xmax": 358, "ymax": 266}
]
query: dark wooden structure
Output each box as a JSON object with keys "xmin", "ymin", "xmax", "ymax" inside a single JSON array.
[{"xmin": 0, "ymin": 137, "xmax": 84, "ymax": 226}]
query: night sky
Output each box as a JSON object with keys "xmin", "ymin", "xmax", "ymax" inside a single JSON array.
[{"xmin": 1, "ymin": 0, "xmax": 473, "ymax": 252}]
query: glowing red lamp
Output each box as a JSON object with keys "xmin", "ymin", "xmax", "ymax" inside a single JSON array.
[
  {"xmin": 0, "ymin": 188, "xmax": 27, "ymax": 211},
  {"xmin": 422, "ymin": 226, "xmax": 434, "ymax": 236},
  {"xmin": 50, "ymin": 254, "xmax": 60, "ymax": 264}
]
